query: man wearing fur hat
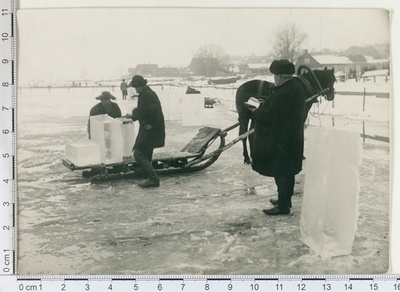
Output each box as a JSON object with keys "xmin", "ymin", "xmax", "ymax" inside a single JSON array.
[
  {"xmin": 126, "ymin": 75, "xmax": 165, "ymax": 188},
  {"xmin": 87, "ymin": 91, "xmax": 122, "ymax": 138},
  {"xmin": 250, "ymin": 59, "xmax": 306, "ymax": 215}
]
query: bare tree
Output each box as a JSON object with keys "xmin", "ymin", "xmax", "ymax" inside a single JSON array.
[
  {"xmin": 269, "ymin": 23, "xmax": 307, "ymax": 62},
  {"xmin": 191, "ymin": 44, "xmax": 230, "ymax": 76},
  {"xmin": 195, "ymin": 43, "xmax": 229, "ymax": 65}
]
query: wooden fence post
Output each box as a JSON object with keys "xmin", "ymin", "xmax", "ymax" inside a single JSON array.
[
  {"xmin": 362, "ymin": 121, "xmax": 365, "ymax": 143},
  {"xmin": 363, "ymin": 88, "xmax": 366, "ymax": 112}
]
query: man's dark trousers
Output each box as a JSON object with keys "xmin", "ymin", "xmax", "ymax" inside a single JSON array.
[
  {"xmin": 133, "ymin": 148, "xmax": 159, "ymax": 182},
  {"xmin": 274, "ymin": 174, "xmax": 295, "ymax": 209}
]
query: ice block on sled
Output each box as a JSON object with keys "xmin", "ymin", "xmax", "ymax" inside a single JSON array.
[
  {"xmin": 65, "ymin": 141, "xmax": 101, "ymax": 167},
  {"xmin": 300, "ymin": 127, "xmax": 362, "ymax": 258},
  {"xmin": 116, "ymin": 117, "xmax": 136, "ymax": 158},
  {"xmin": 90, "ymin": 114, "xmax": 123, "ymax": 164},
  {"xmin": 182, "ymin": 94, "xmax": 204, "ymax": 126}
]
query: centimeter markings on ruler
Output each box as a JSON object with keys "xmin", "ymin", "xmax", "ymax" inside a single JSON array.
[
  {"xmin": 0, "ymin": 0, "xmax": 16, "ymax": 276},
  {"xmin": 0, "ymin": 275, "xmax": 398, "ymax": 291}
]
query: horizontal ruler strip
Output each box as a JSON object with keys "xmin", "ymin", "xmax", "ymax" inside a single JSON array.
[{"xmin": 0, "ymin": 275, "xmax": 397, "ymax": 292}]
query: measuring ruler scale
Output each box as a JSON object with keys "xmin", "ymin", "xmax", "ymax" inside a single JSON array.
[
  {"xmin": 0, "ymin": 275, "xmax": 400, "ymax": 291},
  {"xmin": 0, "ymin": 0, "xmax": 16, "ymax": 278}
]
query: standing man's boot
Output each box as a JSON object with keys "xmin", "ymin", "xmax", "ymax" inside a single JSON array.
[
  {"xmin": 270, "ymin": 198, "xmax": 292, "ymax": 208},
  {"xmin": 138, "ymin": 172, "xmax": 160, "ymax": 188}
]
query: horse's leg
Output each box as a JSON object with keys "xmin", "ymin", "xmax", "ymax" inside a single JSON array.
[
  {"xmin": 236, "ymin": 83, "xmax": 255, "ymax": 164},
  {"xmin": 238, "ymin": 115, "xmax": 251, "ymax": 164},
  {"xmin": 248, "ymin": 118, "xmax": 255, "ymax": 159}
]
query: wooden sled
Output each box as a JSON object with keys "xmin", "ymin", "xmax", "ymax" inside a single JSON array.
[{"xmin": 62, "ymin": 123, "xmax": 250, "ymax": 181}]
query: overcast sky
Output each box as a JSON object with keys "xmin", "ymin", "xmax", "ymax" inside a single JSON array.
[{"xmin": 17, "ymin": 8, "xmax": 390, "ymax": 83}]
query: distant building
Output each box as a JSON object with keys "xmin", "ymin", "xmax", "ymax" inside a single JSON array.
[
  {"xmin": 129, "ymin": 64, "xmax": 159, "ymax": 77},
  {"xmin": 363, "ymin": 57, "xmax": 390, "ymax": 71},
  {"xmin": 246, "ymin": 63, "xmax": 271, "ymax": 75},
  {"xmin": 156, "ymin": 67, "xmax": 181, "ymax": 77},
  {"xmin": 296, "ymin": 50, "xmax": 356, "ymax": 71},
  {"xmin": 295, "ymin": 50, "xmax": 389, "ymax": 80},
  {"xmin": 226, "ymin": 64, "xmax": 241, "ymax": 74}
]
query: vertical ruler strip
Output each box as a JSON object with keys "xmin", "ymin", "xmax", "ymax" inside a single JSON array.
[
  {"xmin": 0, "ymin": 0, "xmax": 16, "ymax": 276},
  {"xmin": 12, "ymin": 0, "xmax": 17, "ymax": 275}
]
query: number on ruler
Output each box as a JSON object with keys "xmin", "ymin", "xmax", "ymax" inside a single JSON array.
[
  {"xmin": 1, "ymin": 32, "xmax": 8, "ymax": 41},
  {"xmin": 345, "ymin": 283, "xmax": 353, "ymax": 290},
  {"xmin": 370, "ymin": 283, "xmax": 379, "ymax": 290},
  {"xmin": 250, "ymin": 283, "xmax": 259, "ymax": 290},
  {"xmin": 1, "ymin": 9, "xmax": 8, "ymax": 16},
  {"xmin": 297, "ymin": 283, "xmax": 306, "ymax": 291}
]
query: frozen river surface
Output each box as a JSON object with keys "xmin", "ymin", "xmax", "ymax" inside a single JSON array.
[{"xmin": 16, "ymin": 81, "xmax": 390, "ymax": 275}]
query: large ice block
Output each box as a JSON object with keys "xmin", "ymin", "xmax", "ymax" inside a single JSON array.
[
  {"xmin": 182, "ymin": 94, "xmax": 204, "ymax": 126},
  {"xmin": 158, "ymin": 91, "xmax": 180, "ymax": 121},
  {"xmin": 300, "ymin": 127, "xmax": 362, "ymax": 258},
  {"xmin": 116, "ymin": 117, "xmax": 136, "ymax": 158},
  {"xmin": 90, "ymin": 114, "xmax": 123, "ymax": 164},
  {"xmin": 65, "ymin": 141, "xmax": 101, "ymax": 167}
]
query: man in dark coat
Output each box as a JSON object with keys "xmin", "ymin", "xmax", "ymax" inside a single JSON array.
[
  {"xmin": 120, "ymin": 79, "xmax": 128, "ymax": 100},
  {"xmin": 250, "ymin": 59, "xmax": 306, "ymax": 215},
  {"xmin": 87, "ymin": 91, "xmax": 122, "ymax": 138},
  {"xmin": 126, "ymin": 75, "xmax": 165, "ymax": 188}
]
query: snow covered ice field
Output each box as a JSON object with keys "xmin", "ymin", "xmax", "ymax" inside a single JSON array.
[{"xmin": 16, "ymin": 77, "xmax": 390, "ymax": 275}]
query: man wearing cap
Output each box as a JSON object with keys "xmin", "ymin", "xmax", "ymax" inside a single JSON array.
[
  {"xmin": 250, "ymin": 59, "xmax": 306, "ymax": 215},
  {"xmin": 126, "ymin": 75, "xmax": 165, "ymax": 188},
  {"xmin": 120, "ymin": 79, "xmax": 128, "ymax": 100},
  {"xmin": 87, "ymin": 91, "xmax": 122, "ymax": 138}
]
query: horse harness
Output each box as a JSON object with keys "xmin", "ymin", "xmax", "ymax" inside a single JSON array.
[{"xmin": 295, "ymin": 75, "xmax": 319, "ymax": 104}]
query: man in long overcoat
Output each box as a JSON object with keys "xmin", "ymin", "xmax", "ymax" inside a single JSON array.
[
  {"xmin": 127, "ymin": 75, "xmax": 165, "ymax": 188},
  {"xmin": 251, "ymin": 59, "xmax": 306, "ymax": 215}
]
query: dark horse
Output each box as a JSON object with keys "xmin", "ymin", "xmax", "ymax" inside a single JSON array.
[{"xmin": 235, "ymin": 65, "xmax": 336, "ymax": 164}]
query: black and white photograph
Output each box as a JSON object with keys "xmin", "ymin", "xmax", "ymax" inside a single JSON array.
[{"xmin": 13, "ymin": 2, "xmax": 398, "ymax": 276}]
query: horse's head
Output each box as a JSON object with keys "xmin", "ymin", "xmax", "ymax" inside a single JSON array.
[
  {"xmin": 297, "ymin": 65, "xmax": 336, "ymax": 101},
  {"xmin": 318, "ymin": 67, "xmax": 336, "ymax": 101}
]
